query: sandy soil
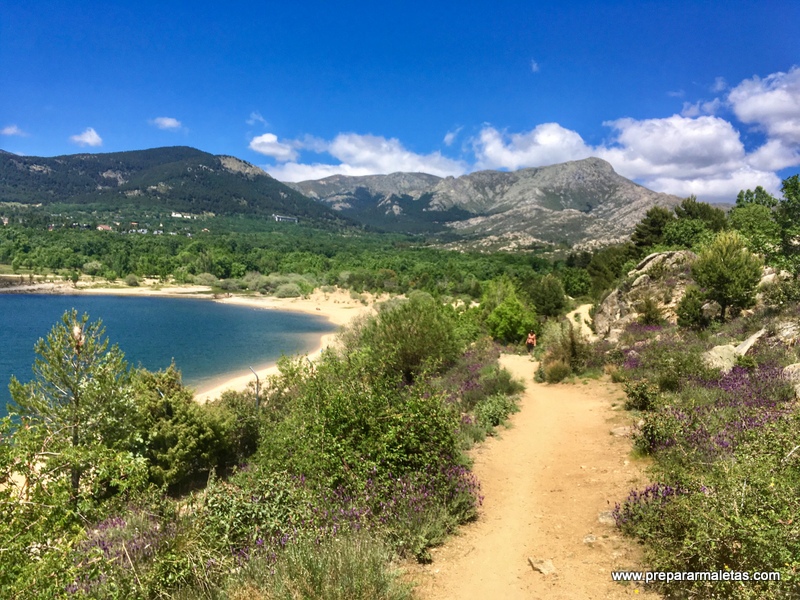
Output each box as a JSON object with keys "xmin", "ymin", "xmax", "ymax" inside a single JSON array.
[
  {"xmin": 2, "ymin": 279, "xmax": 379, "ymax": 403},
  {"xmin": 409, "ymin": 354, "xmax": 659, "ymax": 600}
]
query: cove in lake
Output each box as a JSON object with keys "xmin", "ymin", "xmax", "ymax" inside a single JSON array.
[{"xmin": 0, "ymin": 295, "xmax": 337, "ymax": 416}]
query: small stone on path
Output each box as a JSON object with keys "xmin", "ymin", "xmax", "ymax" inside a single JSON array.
[
  {"xmin": 598, "ymin": 511, "xmax": 616, "ymax": 526},
  {"xmin": 528, "ymin": 557, "xmax": 557, "ymax": 575}
]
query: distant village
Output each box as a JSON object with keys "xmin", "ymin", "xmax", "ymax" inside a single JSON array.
[{"xmin": 16, "ymin": 211, "xmax": 300, "ymax": 235}]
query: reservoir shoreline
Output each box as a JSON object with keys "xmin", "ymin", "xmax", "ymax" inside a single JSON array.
[{"xmin": 1, "ymin": 279, "xmax": 376, "ymax": 403}]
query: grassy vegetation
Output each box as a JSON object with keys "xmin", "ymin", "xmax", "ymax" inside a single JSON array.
[
  {"xmin": 607, "ymin": 307, "xmax": 800, "ymax": 598},
  {"xmin": 0, "ymin": 293, "xmax": 524, "ymax": 598}
]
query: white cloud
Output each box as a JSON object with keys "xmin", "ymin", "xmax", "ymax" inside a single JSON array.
[
  {"xmin": 260, "ymin": 68, "xmax": 798, "ymax": 200},
  {"xmin": 249, "ymin": 133, "xmax": 298, "ymax": 162},
  {"xmin": 728, "ymin": 66, "xmax": 800, "ymax": 144},
  {"xmin": 667, "ymin": 90, "xmax": 685, "ymax": 98},
  {"xmin": 324, "ymin": 133, "xmax": 465, "ymax": 176},
  {"xmin": 598, "ymin": 115, "xmax": 746, "ymax": 179},
  {"xmin": 530, "ymin": 60, "xmax": 540, "ymax": 73},
  {"xmin": 680, "ymin": 98, "xmax": 722, "ymax": 117},
  {"xmin": 644, "ymin": 168, "xmax": 781, "ymax": 199},
  {"xmin": 747, "ymin": 138, "xmax": 800, "ymax": 171},
  {"xmin": 246, "ymin": 111, "xmax": 268, "ymax": 126},
  {"xmin": 470, "ymin": 113, "xmax": 781, "ymax": 202},
  {"xmin": 264, "ymin": 133, "xmax": 467, "ymax": 181},
  {"xmin": 1, "ymin": 124, "xmax": 26, "ymax": 136},
  {"xmin": 726, "ymin": 66, "xmax": 800, "ymax": 179},
  {"xmin": 473, "ymin": 123, "xmax": 593, "ymax": 170},
  {"xmin": 150, "ymin": 116, "xmax": 182, "ymax": 131},
  {"xmin": 443, "ymin": 127, "xmax": 462, "ymax": 146},
  {"xmin": 69, "ymin": 127, "xmax": 103, "ymax": 147}
]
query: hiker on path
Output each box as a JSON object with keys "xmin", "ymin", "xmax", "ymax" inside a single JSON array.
[{"xmin": 526, "ymin": 330, "xmax": 537, "ymax": 354}]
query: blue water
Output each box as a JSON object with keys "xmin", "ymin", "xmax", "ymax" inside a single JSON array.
[{"xmin": 0, "ymin": 295, "xmax": 337, "ymax": 415}]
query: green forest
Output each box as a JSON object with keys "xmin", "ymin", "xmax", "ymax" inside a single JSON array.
[{"xmin": 2, "ymin": 174, "xmax": 800, "ymax": 598}]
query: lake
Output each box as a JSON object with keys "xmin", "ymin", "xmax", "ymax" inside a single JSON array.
[{"xmin": 0, "ymin": 294, "xmax": 338, "ymax": 416}]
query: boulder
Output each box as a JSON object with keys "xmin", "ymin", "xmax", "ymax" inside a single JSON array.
[
  {"xmin": 783, "ymin": 363, "xmax": 800, "ymax": 398},
  {"xmin": 702, "ymin": 329, "xmax": 766, "ymax": 373},
  {"xmin": 735, "ymin": 328, "xmax": 766, "ymax": 355},
  {"xmin": 774, "ymin": 321, "xmax": 800, "ymax": 346},
  {"xmin": 628, "ymin": 250, "xmax": 697, "ymax": 278},
  {"xmin": 703, "ymin": 345, "xmax": 738, "ymax": 372}
]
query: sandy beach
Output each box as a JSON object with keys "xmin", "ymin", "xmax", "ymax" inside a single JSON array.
[{"xmin": 1, "ymin": 277, "xmax": 379, "ymax": 403}]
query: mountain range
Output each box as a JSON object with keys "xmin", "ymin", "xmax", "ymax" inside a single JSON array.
[
  {"xmin": 287, "ymin": 157, "xmax": 683, "ymax": 249},
  {"xmin": 1, "ymin": 147, "xmax": 682, "ymax": 248}
]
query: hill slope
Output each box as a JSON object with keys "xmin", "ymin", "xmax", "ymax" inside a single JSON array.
[{"xmin": 0, "ymin": 146, "xmax": 346, "ymax": 226}]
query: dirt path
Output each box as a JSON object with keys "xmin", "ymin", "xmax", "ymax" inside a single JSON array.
[
  {"xmin": 566, "ymin": 303, "xmax": 597, "ymax": 342},
  {"xmin": 410, "ymin": 354, "xmax": 659, "ymax": 599}
]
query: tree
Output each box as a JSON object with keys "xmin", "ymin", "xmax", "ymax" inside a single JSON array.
[
  {"xmin": 691, "ymin": 231, "xmax": 763, "ymax": 321},
  {"xmin": 775, "ymin": 175, "xmax": 800, "ymax": 269},
  {"xmin": 631, "ymin": 206, "xmax": 675, "ymax": 251},
  {"xmin": 728, "ymin": 202, "xmax": 780, "ymax": 261},
  {"xmin": 485, "ymin": 292, "xmax": 537, "ymax": 344},
  {"xmin": 736, "ymin": 186, "xmax": 778, "ymax": 208},
  {"xmin": 7, "ymin": 310, "xmax": 143, "ymax": 506},
  {"xmin": 528, "ymin": 274, "xmax": 566, "ymax": 317},
  {"xmin": 662, "ymin": 218, "xmax": 712, "ymax": 249},
  {"xmin": 673, "ymin": 196, "xmax": 726, "ymax": 232}
]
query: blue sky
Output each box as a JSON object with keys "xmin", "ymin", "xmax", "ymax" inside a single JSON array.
[{"xmin": 1, "ymin": 0, "xmax": 798, "ymax": 201}]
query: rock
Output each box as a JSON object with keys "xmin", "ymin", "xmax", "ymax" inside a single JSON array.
[
  {"xmin": 759, "ymin": 272, "xmax": 779, "ymax": 288},
  {"xmin": 702, "ymin": 329, "xmax": 766, "ymax": 373},
  {"xmin": 774, "ymin": 321, "xmax": 800, "ymax": 346},
  {"xmin": 583, "ymin": 534, "xmax": 598, "ymax": 546},
  {"xmin": 611, "ymin": 426, "xmax": 633, "ymax": 437},
  {"xmin": 735, "ymin": 328, "xmax": 766, "ymax": 356},
  {"xmin": 702, "ymin": 301, "xmax": 722, "ymax": 320},
  {"xmin": 631, "ymin": 274, "xmax": 651, "ymax": 288},
  {"xmin": 598, "ymin": 511, "xmax": 617, "ymax": 526},
  {"xmin": 528, "ymin": 557, "xmax": 557, "ymax": 575},
  {"xmin": 783, "ymin": 363, "xmax": 800, "ymax": 398},
  {"xmin": 628, "ymin": 250, "xmax": 697, "ymax": 277},
  {"xmin": 703, "ymin": 344, "xmax": 738, "ymax": 372}
]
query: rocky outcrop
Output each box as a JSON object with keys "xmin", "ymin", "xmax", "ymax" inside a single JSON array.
[
  {"xmin": 593, "ymin": 250, "xmax": 697, "ymax": 341},
  {"xmin": 702, "ymin": 328, "xmax": 767, "ymax": 373}
]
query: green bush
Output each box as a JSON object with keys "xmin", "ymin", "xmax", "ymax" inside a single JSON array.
[
  {"xmin": 344, "ymin": 292, "xmax": 461, "ymax": 385},
  {"xmin": 677, "ymin": 285, "xmax": 712, "ymax": 330},
  {"xmin": 132, "ymin": 366, "xmax": 229, "ymax": 490},
  {"xmin": 623, "ymin": 380, "xmax": 660, "ymax": 411},
  {"xmin": 124, "ymin": 273, "xmax": 139, "ymax": 286},
  {"xmin": 544, "ymin": 360, "xmax": 572, "ymax": 383},
  {"xmin": 636, "ymin": 296, "xmax": 664, "ymax": 325},
  {"xmin": 275, "ymin": 282, "xmax": 303, "ymax": 297},
  {"xmin": 475, "ymin": 393, "xmax": 520, "ymax": 429},
  {"xmin": 228, "ymin": 533, "xmax": 412, "ymax": 600}
]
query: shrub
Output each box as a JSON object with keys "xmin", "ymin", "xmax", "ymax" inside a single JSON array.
[
  {"xmin": 193, "ymin": 272, "xmax": 218, "ymax": 287},
  {"xmin": 344, "ymin": 292, "xmax": 461, "ymax": 385},
  {"xmin": 623, "ymin": 380, "xmax": 660, "ymax": 411},
  {"xmin": 124, "ymin": 273, "xmax": 139, "ymax": 286},
  {"xmin": 544, "ymin": 360, "xmax": 572, "ymax": 383},
  {"xmin": 275, "ymin": 282, "xmax": 303, "ymax": 298},
  {"xmin": 677, "ymin": 285, "xmax": 712, "ymax": 330},
  {"xmin": 229, "ymin": 533, "xmax": 412, "ymax": 600},
  {"xmin": 475, "ymin": 393, "xmax": 520, "ymax": 429},
  {"xmin": 636, "ymin": 296, "xmax": 664, "ymax": 325}
]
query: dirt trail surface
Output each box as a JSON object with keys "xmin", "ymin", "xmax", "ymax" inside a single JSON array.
[{"xmin": 410, "ymin": 354, "xmax": 659, "ymax": 600}]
